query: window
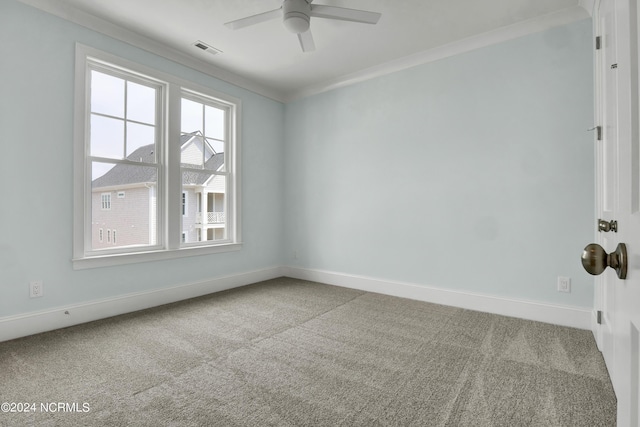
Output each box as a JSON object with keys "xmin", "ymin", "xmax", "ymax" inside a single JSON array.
[
  {"xmin": 99, "ymin": 228, "xmax": 103, "ymax": 243},
  {"xmin": 101, "ymin": 193, "xmax": 111, "ymax": 210},
  {"xmin": 73, "ymin": 45, "xmax": 241, "ymax": 269},
  {"xmin": 180, "ymin": 94, "xmax": 230, "ymax": 243}
]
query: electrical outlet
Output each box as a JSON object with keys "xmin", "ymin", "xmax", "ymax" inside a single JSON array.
[
  {"xmin": 30, "ymin": 280, "xmax": 43, "ymax": 298},
  {"xmin": 557, "ymin": 276, "xmax": 571, "ymax": 293}
]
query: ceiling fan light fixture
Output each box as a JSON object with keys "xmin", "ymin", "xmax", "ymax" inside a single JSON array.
[
  {"xmin": 283, "ymin": 12, "xmax": 310, "ymax": 33},
  {"xmin": 224, "ymin": 0, "xmax": 381, "ymax": 52}
]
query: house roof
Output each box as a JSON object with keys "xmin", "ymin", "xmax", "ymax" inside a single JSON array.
[
  {"xmin": 92, "ymin": 134, "xmax": 224, "ymax": 189},
  {"xmin": 181, "ymin": 131, "xmax": 224, "ymax": 186},
  {"xmin": 92, "ymin": 144, "xmax": 157, "ymax": 189}
]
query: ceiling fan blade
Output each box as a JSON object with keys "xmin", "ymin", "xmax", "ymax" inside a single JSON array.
[
  {"xmin": 309, "ymin": 5, "xmax": 381, "ymax": 24},
  {"xmin": 297, "ymin": 30, "xmax": 316, "ymax": 52},
  {"xmin": 224, "ymin": 8, "xmax": 281, "ymax": 30}
]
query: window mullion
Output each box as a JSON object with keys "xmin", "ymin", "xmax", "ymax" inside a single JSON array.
[
  {"xmin": 123, "ymin": 81, "xmax": 128, "ymax": 159},
  {"xmin": 202, "ymin": 104, "xmax": 206, "ymax": 166},
  {"xmin": 166, "ymin": 84, "xmax": 182, "ymax": 250},
  {"xmin": 91, "ymin": 111, "xmax": 152, "ymax": 128},
  {"xmin": 179, "ymin": 167, "xmax": 229, "ymax": 176},
  {"xmin": 88, "ymin": 156, "xmax": 158, "ymax": 169}
]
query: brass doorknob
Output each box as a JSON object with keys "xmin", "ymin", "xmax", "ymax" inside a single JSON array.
[{"xmin": 581, "ymin": 243, "xmax": 627, "ymax": 279}]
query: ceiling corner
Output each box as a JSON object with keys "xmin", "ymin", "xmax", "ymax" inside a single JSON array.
[
  {"xmin": 578, "ymin": 0, "xmax": 596, "ymax": 16},
  {"xmin": 16, "ymin": 0, "xmax": 287, "ymax": 103}
]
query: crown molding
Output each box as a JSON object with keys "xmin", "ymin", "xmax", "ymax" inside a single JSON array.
[
  {"xmin": 579, "ymin": 0, "xmax": 596, "ymax": 16},
  {"xmin": 283, "ymin": 5, "xmax": 590, "ymax": 102},
  {"xmin": 17, "ymin": 0, "xmax": 287, "ymax": 103},
  {"xmin": 17, "ymin": 0, "xmax": 591, "ymax": 104}
]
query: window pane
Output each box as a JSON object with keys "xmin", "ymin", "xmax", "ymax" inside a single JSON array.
[
  {"xmin": 127, "ymin": 81, "xmax": 156, "ymax": 125},
  {"xmin": 91, "ymin": 71, "xmax": 124, "ymax": 117},
  {"xmin": 92, "ymin": 162, "xmax": 116, "ymax": 181},
  {"xmin": 180, "ymin": 133, "xmax": 224, "ymax": 171},
  {"xmin": 181, "ymin": 98, "xmax": 202, "ymax": 134},
  {"xmin": 126, "ymin": 122, "xmax": 155, "ymax": 159},
  {"xmin": 180, "ymin": 133, "xmax": 205, "ymax": 167},
  {"xmin": 91, "ymin": 162, "xmax": 158, "ymax": 250},
  {"xmin": 91, "ymin": 115, "xmax": 124, "ymax": 159},
  {"xmin": 206, "ymin": 138, "xmax": 225, "ymax": 172},
  {"xmin": 206, "ymin": 137, "xmax": 224, "ymax": 157},
  {"xmin": 181, "ymin": 172, "xmax": 226, "ymax": 245},
  {"xmin": 205, "ymin": 105, "xmax": 225, "ymax": 140}
]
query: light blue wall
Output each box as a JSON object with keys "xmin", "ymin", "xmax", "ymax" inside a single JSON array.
[
  {"xmin": 284, "ymin": 20, "xmax": 595, "ymax": 307},
  {"xmin": 0, "ymin": 0, "xmax": 285, "ymax": 317},
  {"xmin": 0, "ymin": 0, "xmax": 595, "ymax": 319}
]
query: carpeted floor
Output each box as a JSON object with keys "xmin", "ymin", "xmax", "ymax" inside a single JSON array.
[{"xmin": 0, "ymin": 277, "xmax": 616, "ymax": 426}]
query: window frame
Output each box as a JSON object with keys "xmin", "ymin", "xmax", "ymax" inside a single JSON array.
[
  {"xmin": 179, "ymin": 89, "xmax": 234, "ymax": 248},
  {"xmin": 73, "ymin": 44, "xmax": 242, "ymax": 270}
]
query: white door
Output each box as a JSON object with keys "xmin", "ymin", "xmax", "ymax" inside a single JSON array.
[
  {"xmin": 592, "ymin": 0, "xmax": 640, "ymax": 425},
  {"xmin": 594, "ymin": 0, "xmax": 619, "ymax": 384}
]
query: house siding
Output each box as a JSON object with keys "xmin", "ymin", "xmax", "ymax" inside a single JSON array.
[
  {"xmin": 91, "ymin": 186, "xmax": 152, "ymax": 249},
  {"xmin": 182, "ymin": 188, "xmax": 199, "ymax": 243}
]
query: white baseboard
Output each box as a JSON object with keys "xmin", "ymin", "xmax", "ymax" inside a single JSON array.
[
  {"xmin": 591, "ymin": 309, "xmax": 603, "ymax": 351},
  {"xmin": 282, "ymin": 266, "xmax": 592, "ymax": 330},
  {"xmin": 1, "ymin": 265, "xmax": 592, "ymax": 343},
  {"xmin": 0, "ymin": 266, "xmax": 284, "ymax": 343}
]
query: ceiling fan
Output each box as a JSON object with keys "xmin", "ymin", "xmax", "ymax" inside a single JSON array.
[{"xmin": 224, "ymin": 0, "xmax": 382, "ymax": 53}]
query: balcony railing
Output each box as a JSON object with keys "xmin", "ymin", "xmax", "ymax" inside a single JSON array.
[{"xmin": 196, "ymin": 212, "xmax": 225, "ymax": 224}]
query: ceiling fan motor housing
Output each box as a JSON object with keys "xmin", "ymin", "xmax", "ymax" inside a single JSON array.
[{"xmin": 283, "ymin": 0, "xmax": 312, "ymax": 33}]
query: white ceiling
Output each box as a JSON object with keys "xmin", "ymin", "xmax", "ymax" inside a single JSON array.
[{"xmin": 21, "ymin": 0, "xmax": 591, "ymax": 101}]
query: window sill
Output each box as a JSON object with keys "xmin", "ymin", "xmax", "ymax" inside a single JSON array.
[{"xmin": 72, "ymin": 243, "xmax": 242, "ymax": 270}]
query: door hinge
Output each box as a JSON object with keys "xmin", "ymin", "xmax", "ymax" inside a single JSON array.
[
  {"xmin": 598, "ymin": 219, "xmax": 618, "ymax": 232},
  {"xmin": 588, "ymin": 125, "xmax": 602, "ymax": 141},
  {"xmin": 596, "ymin": 36, "xmax": 601, "ymax": 50},
  {"xmin": 597, "ymin": 310, "xmax": 603, "ymax": 325}
]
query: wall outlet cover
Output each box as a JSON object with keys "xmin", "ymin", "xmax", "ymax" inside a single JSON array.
[
  {"xmin": 30, "ymin": 280, "xmax": 43, "ymax": 298},
  {"xmin": 557, "ymin": 276, "xmax": 571, "ymax": 293}
]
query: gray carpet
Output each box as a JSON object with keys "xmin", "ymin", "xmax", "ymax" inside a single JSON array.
[{"xmin": 0, "ymin": 277, "xmax": 616, "ymax": 426}]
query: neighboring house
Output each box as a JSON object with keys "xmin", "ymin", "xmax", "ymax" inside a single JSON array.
[
  {"xmin": 181, "ymin": 132, "xmax": 227, "ymax": 244},
  {"xmin": 91, "ymin": 131, "xmax": 225, "ymax": 250}
]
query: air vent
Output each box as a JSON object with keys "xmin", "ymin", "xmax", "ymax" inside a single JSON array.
[{"xmin": 193, "ymin": 40, "xmax": 222, "ymax": 55}]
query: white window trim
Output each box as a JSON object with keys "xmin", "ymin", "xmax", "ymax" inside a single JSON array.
[
  {"xmin": 178, "ymin": 89, "xmax": 237, "ymax": 250},
  {"xmin": 73, "ymin": 44, "xmax": 242, "ymax": 270}
]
